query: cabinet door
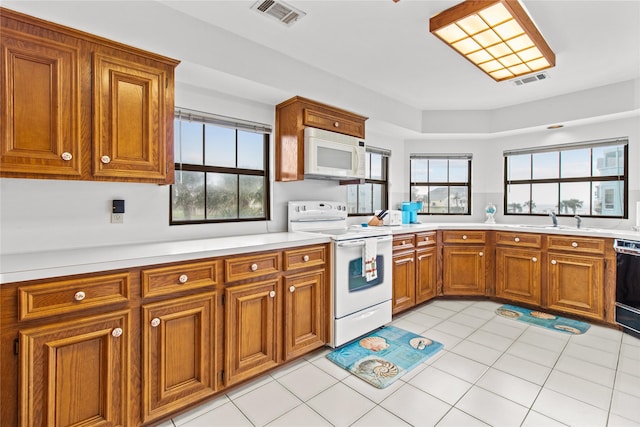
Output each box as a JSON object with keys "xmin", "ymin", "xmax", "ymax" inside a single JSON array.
[
  {"xmin": 416, "ymin": 247, "xmax": 437, "ymax": 304},
  {"xmin": 142, "ymin": 293, "xmax": 217, "ymax": 422},
  {"xmin": 547, "ymin": 253, "xmax": 604, "ymax": 320},
  {"xmin": 19, "ymin": 311, "xmax": 128, "ymax": 427},
  {"xmin": 443, "ymin": 246, "xmax": 486, "ymax": 295},
  {"xmin": 1, "ymin": 29, "xmax": 82, "ymax": 177},
  {"xmin": 225, "ymin": 279, "xmax": 280, "ymax": 386},
  {"xmin": 496, "ymin": 247, "xmax": 541, "ymax": 305},
  {"xmin": 283, "ymin": 270, "xmax": 325, "ymax": 361},
  {"xmin": 392, "ymin": 251, "xmax": 415, "ymax": 314},
  {"xmin": 93, "ymin": 52, "xmax": 171, "ymax": 182}
]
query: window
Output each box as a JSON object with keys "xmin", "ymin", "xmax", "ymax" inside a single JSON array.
[
  {"xmin": 347, "ymin": 147, "xmax": 390, "ymax": 215},
  {"xmin": 504, "ymin": 138, "xmax": 628, "ymax": 218},
  {"xmin": 170, "ymin": 108, "xmax": 271, "ymax": 224},
  {"xmin": 410, "ymin": 154, "xmax": 472, "ymax": 214}
]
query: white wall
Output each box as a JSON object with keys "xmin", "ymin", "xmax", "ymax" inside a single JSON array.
[{"xmin": 404, "ymin": 115, "xmax": 640, "ymax": 229}]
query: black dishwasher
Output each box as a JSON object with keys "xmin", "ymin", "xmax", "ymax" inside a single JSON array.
[{"xmin": 615, "ymin": 238, "xmax": 640, "ymax": 337}]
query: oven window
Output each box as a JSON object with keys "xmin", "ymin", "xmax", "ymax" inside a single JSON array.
[{"xmin": 347, "ymin": 255, "xmax": 385, "ymax": 291}]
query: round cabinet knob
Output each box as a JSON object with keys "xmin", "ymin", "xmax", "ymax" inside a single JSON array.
[
  {"xmin": 150, "ymin": 318, "xmax": 161, "ymax": 328},
  {"xmin": 61, "ymin": 152, "xmax": 73, "ymax": 161},
  {"xmin": 303, "ymin": 255, "xmax": 309, "ymax": 262},
  {"xmin": 111, "ymin": 328, "xmax": 123, "ymax": 338},
  {"xmin": 289, "ymin": 286, "xmax": 295, "ymax": 293},
  {"xmin": 179, "ymin": 274, "xmax": 188, "ymax": 284},
  {"xmin": 74, "ymin": 291, "xmax": 86, "ymax": 301},
  {"xmin": 251, "ymin": 263, "xmax": 258, "ymax": 271},
  {"xmin": 462, "ymin": 235, "xmax": 468, "ymax": 240},
  {"xmin": 269, "ymin": 290, "xmax": 276, "ymax": 298},
  {"xmin": 479, "ymin": 251, "xmax": 484, "ymax": 257},
  {"xmin": 333, "ymin": 121, "xmax": 340, "ymax": 127},
  {"xmin": 515, "ymin": 237, "xmax": 520, "ymax": 243},
  {"xmin": 571, "ymin": 242, "xmax": 578, "ymax": 248},
  {"xmin": 424, "ymin": 237, "xmax": 429, "ymax": 241},
  {"xmin": 532, "ymin": 257, "xmax": 538, "ymax": 262},
  {"xmin": 101, "ymin": 155, "xmax": 111, "ymax": 164},
  {"xmin": 551, "ymin": 260, "xmax": 557, "ymax": 265},
  {"xmin": 402, "ymin": 240, "xmax": 406, "ymax": 245}
]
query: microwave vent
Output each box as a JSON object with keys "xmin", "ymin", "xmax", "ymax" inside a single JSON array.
[
  {"xmin": 251, "ymin": 0, "xmax": 306, "ymax": 26},
  {"xmin": 511, "ymin": 72, "xmax": 550, "ymax": 86}
]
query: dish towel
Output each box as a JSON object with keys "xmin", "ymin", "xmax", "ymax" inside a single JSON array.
[{"xmin": 363, "ymin": 238, "xmax": 378, "ymax": 282}]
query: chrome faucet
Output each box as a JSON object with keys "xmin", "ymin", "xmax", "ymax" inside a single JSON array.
[
  {"xmin": 574, "ymin": 215, "xmax": 582, "ymax": 229},
  {"xmin": 549, "ymin": 211, "xmax": 558, "ymax": 227}
]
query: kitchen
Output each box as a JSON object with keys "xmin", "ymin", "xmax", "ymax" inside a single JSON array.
[{"xmin": 1, "ymin": 1, "xmax": 639, "ymax": 426}]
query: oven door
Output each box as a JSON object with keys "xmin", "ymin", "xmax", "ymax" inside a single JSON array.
[{"xmin": 333, "ymin": 236, "xmax": 392, "ymax": 319}]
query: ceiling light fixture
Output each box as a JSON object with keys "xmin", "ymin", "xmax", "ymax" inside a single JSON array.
[{"xmin": 429, "ymin": 0, "xmax": 555, "ymax": 82}]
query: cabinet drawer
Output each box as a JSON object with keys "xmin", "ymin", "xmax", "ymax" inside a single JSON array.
[
  {"xmin": 547, "ymin": 236, "xmax": 605, "ymax": 254},
  {"xmin": 18, "ymin": 272, "xmax": 130, "ymax": 321},
  {"xmin": 496, "ymin": 231, "xmax": 541, "ymax": 248},
  {"xmin": 225, "ymin": 252, "xmax": 282, "ymax": 282},
  {"xmin": 303, "ymin": 108, "xmax": 365, "ymax": 138},
  {"xmin": 442, "ymin": 230, "xmax": 486, "ymax": 244},
  {"xmin": 141, "ymin": 260, "xmax": 220, "ymax": 298},
  {"xmin": 416, "ymin": 231, "xmax": 437, "ymax": 247},
  {"xmin": 284, "ymin": 245, "xmax": 326, "ymax": 271},
  {"xmin": 393, "ymin": 234, "xmax": 415, "ymax": 251}
]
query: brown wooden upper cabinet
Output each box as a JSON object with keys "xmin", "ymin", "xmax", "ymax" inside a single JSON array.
[
  {"xmin": 275, "ymin": 96, "xmax": 367, "ymax": 181},
  {"xmin": 0, "ymin": 8, "xmax": 179, "ymax": 184}
]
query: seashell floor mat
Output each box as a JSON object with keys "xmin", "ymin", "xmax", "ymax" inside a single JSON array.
[
  {"xmin": 496, "ymin": 304, "xmax": 590, "ymax": 334},
  {"xmin": 326, "ymin": 326, "xmax": 443, "ymax": 389}
]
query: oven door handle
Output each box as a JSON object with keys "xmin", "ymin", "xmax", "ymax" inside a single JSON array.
[{"xmin": 337, "ymin": 236, "xmax": 392, "ymax": 247}]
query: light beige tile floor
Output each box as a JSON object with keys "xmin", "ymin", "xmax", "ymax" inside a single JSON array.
[{"xmin": 157, "ymin": 299, "xmax": 640, "ymax": 427}]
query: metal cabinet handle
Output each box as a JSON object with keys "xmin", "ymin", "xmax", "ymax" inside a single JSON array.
[
  {"xmin": 551, "ymin": 259, "xmax": 557, "ymax": 265},
  {"xmin": 571, "ymin": 242, "xmax": 578, "ymax": 248},
  {"xmin": 111, "ymin": 328, "xmax": 123, "ymax": 338},
  {"xmin": 100, "ymin": 155, "xmax": 111, "ymax": 164},
  {"xmin": 269, "ymin": 290, "xmax": 276, "ymax": 298},
  {"xmin": 289, "ymin": 286, "xmax": 295, "ymax": 293},
  {"xmin": 150, "ymin": 318, "xmax": 161, "ymax": 327},
  {"xmin": 462, "ymin": 235, "xmax": 468, "ymax": 240},
  {"xmin": 61, "ymin": 152, "xmax": 73, "ymax": 161},
  {"xmin": 514, "ymin": 237, "xmax": 520, "ymax": 243},
  {"xmin": 179, "ymin": 274, "xmax": 188, "ymax": 284},
  {"xmin": 479, "ymin": 251, "xmax": 484, "ymax": 257},
  {"xmin": 251, "ymin": 263, "xmax": 258, "ymax": 271},
  {"xmin": 74, "ymin": 291, "xmax": 86, "ymax": 301},
  {"xmin": 532, "ymin": 257, "xmax": 538, "ymax": 262},
  {"xmin": 303, "ymin": 255, "xmax": 309, "ymax": 262}
]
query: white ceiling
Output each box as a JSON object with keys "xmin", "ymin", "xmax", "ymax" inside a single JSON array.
[{"xmin": 160, "ymin": 0, "xmax": 640, "ymax": 111}]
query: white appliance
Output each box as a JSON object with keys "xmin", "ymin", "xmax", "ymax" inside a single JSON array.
[
  {"xmin": 288, "ymin": 201, "xmax": 392, "ymax": 347},
  {"xmin": 304, "ymin": 127, "xmax": 366, "ymax": 180}
]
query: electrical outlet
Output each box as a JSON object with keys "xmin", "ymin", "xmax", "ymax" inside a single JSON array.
[{"xmin": 111, "ymin": 213, "xmax": 124, "ymax": 224}]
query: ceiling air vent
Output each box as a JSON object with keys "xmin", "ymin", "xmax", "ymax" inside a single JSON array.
[
  {"xmin": 251, "ymin": 0, "xmax": 306, "ymax": 26},
  {"xmin": 511, "ymin": 72, "xmax": 550, "ymax": 87}
]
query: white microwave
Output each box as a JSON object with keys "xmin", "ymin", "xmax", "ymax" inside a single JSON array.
[{"xmin": 304, "ymin": 127, "xmax": 366, "ymax": 179}]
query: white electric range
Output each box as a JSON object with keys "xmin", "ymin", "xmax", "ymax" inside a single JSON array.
[{"xmin": 288, "ymin": 201, "xmax": 393, "ymax": 347}]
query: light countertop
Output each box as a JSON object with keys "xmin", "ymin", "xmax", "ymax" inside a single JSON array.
[
  {"xmin": 2, "ymin": 223, "xmax": 638, "ymax": 285},
  {"xmin": 0, "ymin": 232, "xmax": 330, "ymax": 285}
]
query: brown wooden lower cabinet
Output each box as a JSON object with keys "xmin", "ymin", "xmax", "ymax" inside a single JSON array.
[
  {"xmin": 442, "ymin": 245, "xmax": 487, "ymax": 295},
  {"xmin": 547, "ymin": 252, "xmax": 604, "ymax": 320},
  {"xmin": 392, "ymin": 250, "xmax": 416, "ymax": 314},
  {"xmin": 415, "ymin": 246, "xmax": 437, "ymax": 304},
  {"xmin": 495, "ymin": 247, "xmax": 542, "ymax": 306},
  {"xmin": 224, "ymin": 279, "xmax": 280, "ymax": 386},
  {"xmin": 142, "ymin": 292, "xmax": 217, "ymax": 423},
  {"xmin": 18, "ymin": 311, "xmax": 129, "ymax": 427},
  {"xmin": 283, "ymin": 269, "xmax": 326, "ymax": 361}
]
